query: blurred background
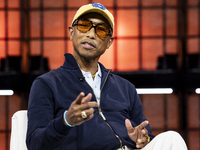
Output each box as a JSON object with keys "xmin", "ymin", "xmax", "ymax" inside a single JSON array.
[{"xmin": 0, "ymin": 0, "xmax": 200, "ymax": 149}]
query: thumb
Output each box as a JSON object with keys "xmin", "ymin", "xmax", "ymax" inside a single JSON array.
[{"xmin": 125, "ymin": 119, "xmax": 134, "ymax": 133}]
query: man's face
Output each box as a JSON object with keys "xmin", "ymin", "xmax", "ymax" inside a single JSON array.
[{"xmin": 69, "ymin": 13, "xmax": 113, "ymax": 61}]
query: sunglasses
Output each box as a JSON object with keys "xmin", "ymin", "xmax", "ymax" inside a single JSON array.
[{"xmin": 73, "ymin": 19, "xmax": 112, "ymax": 38}]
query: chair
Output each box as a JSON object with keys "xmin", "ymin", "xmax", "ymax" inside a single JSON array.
[{"xmin": 10, "ymin": 110, "xmax": 28, "ymax": 150}]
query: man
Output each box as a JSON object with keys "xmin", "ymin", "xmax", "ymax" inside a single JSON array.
[{"xmin": 26, "ymin": 3, "xmax": 188, "ymax": 150}]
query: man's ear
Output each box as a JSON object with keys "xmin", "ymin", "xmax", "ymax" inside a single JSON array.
[
  {"xmin": 107, "ymin": 37, "xmax": 114, "ymax": 49},
  {"xmin": 68, "ymin": 26, "xmax": 74, "ymax": 40}
]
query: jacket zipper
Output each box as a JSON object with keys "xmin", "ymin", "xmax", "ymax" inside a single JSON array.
[
  {"xmin": 98, "ymin": 107, "xmax": 123, "ymax": 148},
  {"xmin": 98, "ymin": 71, "xmax": 123, "ymax": 148},
  {"xmin": 84, "ymin": 70, "xmax": 123, "ymax": 148}
]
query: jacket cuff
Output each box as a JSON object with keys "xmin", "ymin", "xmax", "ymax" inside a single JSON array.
[{"xmin": 53, "ymin": 113, "xmax": 72, "ymax": 135}]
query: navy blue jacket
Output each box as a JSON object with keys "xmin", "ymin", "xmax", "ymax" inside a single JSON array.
[{"xmin": 26, "ymin": 53, "xmax": 154, "ymax": 150}]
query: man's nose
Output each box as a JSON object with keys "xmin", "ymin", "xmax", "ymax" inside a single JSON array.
[{"xmin": 86, "ymin": 26, "xmax": 96, "ymax": 38}]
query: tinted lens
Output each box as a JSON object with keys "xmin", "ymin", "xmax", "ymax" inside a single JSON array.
[
  {"xmin": 76, "ymin": 19, "xmax": 110, "ymax": 38},
  {"xmin": 77, "ymin": 20, "xmax": 92, "ymax": 32},
  {"xmin": 96, "ymin": 25, "xmax": 109, "ymax": 38}
]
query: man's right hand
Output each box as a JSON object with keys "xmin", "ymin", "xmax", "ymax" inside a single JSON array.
[{"xmin": 64, "ymin": 92, "xmax": 98, "ymax": 126}]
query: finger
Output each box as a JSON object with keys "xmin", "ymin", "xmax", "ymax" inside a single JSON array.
[
  {"xmin": 81, "ymin": 108, "xmax": 95, "ymax": 119},
  {"xmin": 81, "ymin": 93, "xmax": 93, "ymax": 104},
  {"xmin": 137, "ymin": 136, "xmax": 148, "ymax": 144},
  {"xmin": 138, "ymin": 120, "xmax": 149, "ymax": 130},
  {"xmin": 136, "ymin": 136, "xmax": 149, "ymax": 148},
  {"xmin": 86, "ymin": 107, "xmax": 95, "ymax": 115},
  {"xmin": 74, "ymin": 92, "xmax": 85, "ymax": 105},
  {"xmin": 84, "ymin": 112, "xmax": 94, "ymax": 121},
  {"xmin": 141, "ymin": 128, "xmax": 148, "ymax": 135},
  {"xmin": 136, "ymin": 142, "xmax": 146, "ymax": 149},
  {"xmin": 125, "ymin": 119, "xmax": 134, "ymax": 133},
  {"xmin": 81, "ymin": 101, "xmax": 98, "ymax": 110}
]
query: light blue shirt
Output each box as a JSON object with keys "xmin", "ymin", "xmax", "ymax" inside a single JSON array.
[{"xmin": 81, "ymin": 64, "xmax": 102, "ymax": 105}]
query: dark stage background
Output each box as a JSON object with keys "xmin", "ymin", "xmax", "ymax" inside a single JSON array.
[{"xmin": 0, "ymin": 0, "xmax": 200, "ymax": 149}]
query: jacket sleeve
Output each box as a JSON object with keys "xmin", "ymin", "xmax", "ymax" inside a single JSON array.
[
  {"xmin": 26, "ymin": 78, "xmax": 72, "ymax": 150},
  {"xmin": 129, "ymin": 86, "xmax": 155, "ymax": 141}
]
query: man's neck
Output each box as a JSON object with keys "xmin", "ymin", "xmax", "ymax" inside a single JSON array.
[
  {"xmin": 79, "ymin": 63, "xmax": 98, "ymax": 75},
  {"xmin": 75, "ymin": 57, "xmax": 98, "ymax": 75}
]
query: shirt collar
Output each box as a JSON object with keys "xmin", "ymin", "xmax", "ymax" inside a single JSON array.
[
  {"xmin": 81, "ymin": 63, "xmax": 102, "ymax": 78},
  {"xmin": 96, "ymin": 63, "xmax": 102, "ymax": 78}
]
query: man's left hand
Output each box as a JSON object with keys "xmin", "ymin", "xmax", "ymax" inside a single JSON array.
[{"xmin": 125, "ymin": 119, "xmax": 150, "ymax": 149}]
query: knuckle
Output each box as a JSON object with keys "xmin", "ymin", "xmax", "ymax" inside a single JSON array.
[{"xmin": 90, "ymin": 108, "xmax": 94, "ymax": 113}]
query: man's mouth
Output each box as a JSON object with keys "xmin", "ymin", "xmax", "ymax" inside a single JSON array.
[{"xmin": 81, "ymin": 42, "xmax": 96, "ymax": 49}]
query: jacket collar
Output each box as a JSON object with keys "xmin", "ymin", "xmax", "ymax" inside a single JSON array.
[
  {"xmin": 61, "ymin": 53, "xmax": 111, "ymax": 85},
  {"xmin": 62, "ymin": 53, "xmax": 111, "ymax": 72},
  {"xmin": 62, "ymin": 53, "xmax": 80, "ymax": 70}
]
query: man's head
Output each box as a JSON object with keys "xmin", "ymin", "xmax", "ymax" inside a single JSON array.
[
  {"xmin": 69, "ymin": 3, "xmax": 114, "ymax": 61},
  {"xmin": 71, "ymin": 3, "xmax": 114, "ymax": 34}
]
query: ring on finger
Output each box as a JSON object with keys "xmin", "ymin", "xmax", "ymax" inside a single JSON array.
[
  {"xmin": 145, "ymin": 135, "xmax": 150, "ymax": 143},
  {"xmin": 81, "ymin": 110, "xmax": 87, "ymax": 119}
]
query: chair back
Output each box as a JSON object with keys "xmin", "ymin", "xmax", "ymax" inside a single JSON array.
[{"xmin": 10, "ymin": 110, "xmax": 28, "ymax": 150}]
